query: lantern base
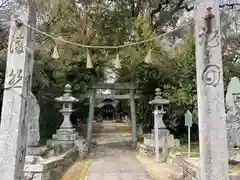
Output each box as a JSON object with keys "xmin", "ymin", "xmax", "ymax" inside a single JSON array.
[
  {"xmin": 52, "ymin": 128, "xmax": 78, "ymax": 141},
  {"xmin": 47, "ymin": 128, "xmax": 79, "ymax": 154},
  {"xmin": 138, "ymin": 132, "xmax": 181, "ymax": 163}
]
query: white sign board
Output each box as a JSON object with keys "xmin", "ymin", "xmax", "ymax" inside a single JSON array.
[{"xmin": 185, "ymin": 110, "xmax": 193, "ymax": 127}]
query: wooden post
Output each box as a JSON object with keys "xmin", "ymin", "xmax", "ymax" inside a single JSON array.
[
  {"xmin": 87, "ymin": 88, "xmax": 96, "ymax": 150},
  {"xmin": 130, "ymin": 89, "xmax": 137, "ymax": 147},
  {"xmin": 0, "ymin": 7, "xmax": 33, "ymax": 180},
  {"xmin": 195, "ymin": 0, "xmax": 229, "ymax": 179}
]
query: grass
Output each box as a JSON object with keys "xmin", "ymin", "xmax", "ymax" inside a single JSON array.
[{"xmin": 173, "ymin": 144, "xmax": 200, "ymax": 153}]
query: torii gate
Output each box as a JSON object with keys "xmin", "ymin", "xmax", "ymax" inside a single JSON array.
[{"xmin": 83, "ymin": 83, "xmax": 139, "ymax": 149}]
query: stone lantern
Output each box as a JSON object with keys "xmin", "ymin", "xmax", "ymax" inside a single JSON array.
[
  {"xmin": 55, "ymin": 84, "xmax": 79, "ymax": 129},
  {"xmin": 47, "ymin": 84, "xmax": 79, "ymax": 153},
  {"xmin": 149, "ymin": 88, "xmax": 170, "ymax": 162}
]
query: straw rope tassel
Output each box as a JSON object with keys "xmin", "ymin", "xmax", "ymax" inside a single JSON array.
[
  {"xmin": 144, "ymin": 49, "xmax": 152, "ymax": 64},
  {"xmin": 114, "ymin": 53, "xmax": 121, "ymax": 69},
  {"xmin": 86, "ymin": 49, "xmax": 93, "ymax": 68},
  {"xmin": 51, "ymin": 45, "xmax": 59, "ymax": 59}
]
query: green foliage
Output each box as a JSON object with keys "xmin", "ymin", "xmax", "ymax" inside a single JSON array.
[
  {"xmin": 1, "ymin": 0, "xmax": 240, "ymax": 143},
  {"xmin": 118, "ymin": 40, "xmax": 198, "ymax": 136}
]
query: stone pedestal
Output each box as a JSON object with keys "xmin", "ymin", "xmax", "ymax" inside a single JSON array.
[
  {"xmin": 47, "ymin": 128, "xmax": 79, "ymax": 154},
  {"xmin": 138, "ymin": 132, "xmax": 180, "ymax": 162},
  {"xmin": 53, "ymin": 129, "xmax": 78, "ymax": 141},
  {"xmin": 150, "ymin": 129, "xmax": 169, "ymax": 138}
]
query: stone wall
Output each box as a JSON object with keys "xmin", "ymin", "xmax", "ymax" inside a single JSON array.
[
  {"xmin": 167, "ymin": 153, "xmax": 200, "ymax": 180},
  {"xmin": 168, "ymin": 152, "xmax": 240, "ymax": 180},
  {"xmin": 24, "ymin": 148, "xmax": 78, "ymax": 180}
]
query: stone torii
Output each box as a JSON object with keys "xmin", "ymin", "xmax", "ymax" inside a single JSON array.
[{"xmin": 85, "ymin": 83, "xmax": 138, "ymax": 150}]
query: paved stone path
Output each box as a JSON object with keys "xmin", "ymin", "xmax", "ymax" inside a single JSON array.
[{"xmin": 85, "ymin": 121, "xmax": 152, "ymax": 180}]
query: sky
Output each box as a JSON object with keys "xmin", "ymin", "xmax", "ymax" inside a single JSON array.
[{"xmin": 96, "ymin": 68, "xmax": 116, "ymax": 95}]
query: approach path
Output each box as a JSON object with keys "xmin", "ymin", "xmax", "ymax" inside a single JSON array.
[{"xmin": 85, "ymin": 121, "xmax": 151, "ymax": 180}]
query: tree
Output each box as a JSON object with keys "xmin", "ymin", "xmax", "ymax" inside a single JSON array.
[
  {"xmin": 116, "ymin": 8, "xmax": 240, "ymax": 142},
  {"xmin": 1, "ymin": 0, "xmax": 240, "ymax": 143},
  {"xmin": 29, "ymin": 0, "xmax": 196, "ymax": 140}
]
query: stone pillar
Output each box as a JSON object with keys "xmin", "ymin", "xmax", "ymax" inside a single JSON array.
[
  {"xmin": 195, "ymin": 1, "xmax": 229, "ymax": 179},
  {"xmin": 130, "ymin": 89, "xmax": 137, "ymax": 147},
  {"xmin": 87, "ymin": 88, "xmax": 96, "ymax": 150},
  {"xmin": 0, "ymin": 8, "xmax": 33, "ymax": 180}
]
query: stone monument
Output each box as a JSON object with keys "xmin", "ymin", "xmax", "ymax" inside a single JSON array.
[
  {"xmin": 226, "ymin": 77, "xmax": 240, "ymax": 162},
  {"xmin": 27, "ymin": 92, "xmax": 41, "ymax": 155},
  {"xmin": 47, "ymin": 84, "xmax": 80, "ymax": 154},
  {"xmin": 24, "ymin": 92, "xmax": 46, "ymax": 171}
]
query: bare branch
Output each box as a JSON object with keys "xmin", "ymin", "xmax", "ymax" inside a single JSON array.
[{"xmin": 0, "ymin": 0, "xmax": 9, "ymax": 8}]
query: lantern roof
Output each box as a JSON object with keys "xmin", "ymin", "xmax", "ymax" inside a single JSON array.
[
  {"xmin": 55, "ymin": 84, "xmax": 79, "ymax": 103},
  {"xmin": 149, "ymin": 88, "xmax": 170, "ymax": 105}
]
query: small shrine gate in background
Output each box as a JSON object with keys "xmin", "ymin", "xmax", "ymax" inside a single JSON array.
[{"xmin": 81, "ymin": 83, "xmax": 140, "ymax": 149}]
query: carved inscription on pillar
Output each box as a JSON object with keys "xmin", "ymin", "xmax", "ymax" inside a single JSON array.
[
  {"xmin": 198, "ymin": 6, "xmax": 221, "ymax": 87},
  {"xmin": 7, "ymin": 69, "xmax": 23, "ymax": 88},
  {"xmin": 202, "ymin": 64, "xmax": 220, "ymax": 87},
  {"xmin": 10, "ymin": 26, "xmax": 24, "ymax": 54},
  {"xmin": 195, "ymin": 1, "xmax": 229, "ymax": 180},
  {"xmin": 0, "ymin": 8, "xmax": 31, "ymax": 180}
]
